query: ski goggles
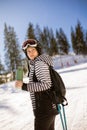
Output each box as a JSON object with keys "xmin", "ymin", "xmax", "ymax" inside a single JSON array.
[{"xmin": 22, "ymin": 39, "xmax": 38, "ymax": 50}]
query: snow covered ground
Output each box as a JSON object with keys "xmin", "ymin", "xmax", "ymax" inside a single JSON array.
[{"xmin": 0, "ymin": 61, "xmax": 87, "ymax": 130}]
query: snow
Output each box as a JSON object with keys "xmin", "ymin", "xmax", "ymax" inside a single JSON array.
[{"xmin": 0, "ymin": 55, "xmax": 87, "ymax": 130}]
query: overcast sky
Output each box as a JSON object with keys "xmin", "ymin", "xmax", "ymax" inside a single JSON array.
[{"xmin": 0, "ymin": 0, "xmax": 87, "ymax": 63}]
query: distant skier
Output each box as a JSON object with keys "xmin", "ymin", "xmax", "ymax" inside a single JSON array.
[{"xmin": 15, "ymin": 39, "xmax": 58, "ymax": 130}]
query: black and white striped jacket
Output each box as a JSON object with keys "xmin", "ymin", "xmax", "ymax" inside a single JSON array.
[{"xmin": 22, "ymin": 54, "xmax": 58, "ymax": 118}]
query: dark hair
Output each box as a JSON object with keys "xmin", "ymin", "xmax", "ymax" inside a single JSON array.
[{"xmin": 35, "ymin": 43, "xmax": 42, "ymax": 55}]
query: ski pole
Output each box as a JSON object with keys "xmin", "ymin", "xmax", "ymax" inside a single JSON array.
[
  {"xmin": 62, "ymin": 105, "xmax": 67, "ymax": 130},
  {"xmin": 57, "ymin": 104, "xmax": 65, "ymax": 130}
]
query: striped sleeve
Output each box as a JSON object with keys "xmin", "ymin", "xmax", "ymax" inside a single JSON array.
[{"xmin": 27, "ymin": 61, "xmax": 52, "ymax": 92}]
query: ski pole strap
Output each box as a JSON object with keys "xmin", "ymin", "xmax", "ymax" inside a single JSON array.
[
  {"xmin": 62, "ymin": 97, "xmax": 68, "ymax": 106},
  {"xmin": 57, "ymin": 104, "xmax": 68, "ymax": 130}
]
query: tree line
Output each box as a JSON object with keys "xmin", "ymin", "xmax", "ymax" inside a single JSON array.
[{"xmin": 0, "ymin": 20, "xmax": 87, "ymax": 77}]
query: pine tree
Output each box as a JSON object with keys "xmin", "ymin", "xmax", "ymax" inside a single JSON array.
[
  {"xmin": 0, "ymin": 57, "xmax": 4, "ymax": 74},
  {"xmin": 4, "ymin": 23, "xmax": 22, "ymax": 79},
  {"xmin": 56, "ymin": 28, "xmax": 70, "ymax": 54},
  {"xmin": 71, "ymin": 21, "xmax": 86, "ymax": 55},
  {"xmin": 71, "ymin": 27, "xmax": 77, "ymax": 54},
  {"xmin": 49, "ymin": 28, "xmax": 58, "ymax": 56},
  {"xmin": 26, "ymin": 22, "xmax": 36, "ymax": 39},
  {"xmin": 75, "ymin": 21, "xmax": 85, "ymax": 54},
  {"xmin": 35, "ymin": 24, "xmax": 42, "ymax": 41},
  {"xmin": 0, "ymin": 57, "xmax": 4, "ymax": 84},
  {"xmin": 84, "ymin": 31, "xmax": 87, "ymax": 55},
  {"xmin": 40, "ymin": 26, "xmax": 50, "ymax": 54}
]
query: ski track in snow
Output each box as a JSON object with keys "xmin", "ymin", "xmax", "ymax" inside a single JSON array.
[{"xmin": 0, "ymin": 62, "xmax": 87, "ymax": 130}]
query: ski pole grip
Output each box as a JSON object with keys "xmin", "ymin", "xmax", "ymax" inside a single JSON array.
[{"xmin": 16, "ymin": 66, "xmax": 23, "ymax": 81}]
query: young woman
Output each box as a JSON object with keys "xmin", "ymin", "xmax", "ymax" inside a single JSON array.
[{"xmin": 15, "ymin": 39, "xmax": 58, "ymax": 130}]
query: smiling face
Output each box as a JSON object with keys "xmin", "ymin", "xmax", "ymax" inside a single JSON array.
[{"xmin": 26, "ymin": 47, "xmax": 39, "ymax": 60}]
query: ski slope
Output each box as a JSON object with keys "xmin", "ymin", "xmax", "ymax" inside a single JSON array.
[{"xmin": 0, "ymin": 62, "xmax": 87, "ymax": 130}]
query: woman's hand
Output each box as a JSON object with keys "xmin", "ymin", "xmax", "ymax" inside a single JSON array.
[{"xmin": 15, "ymin": 80, "xmax": 23, "ymax": 89}]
